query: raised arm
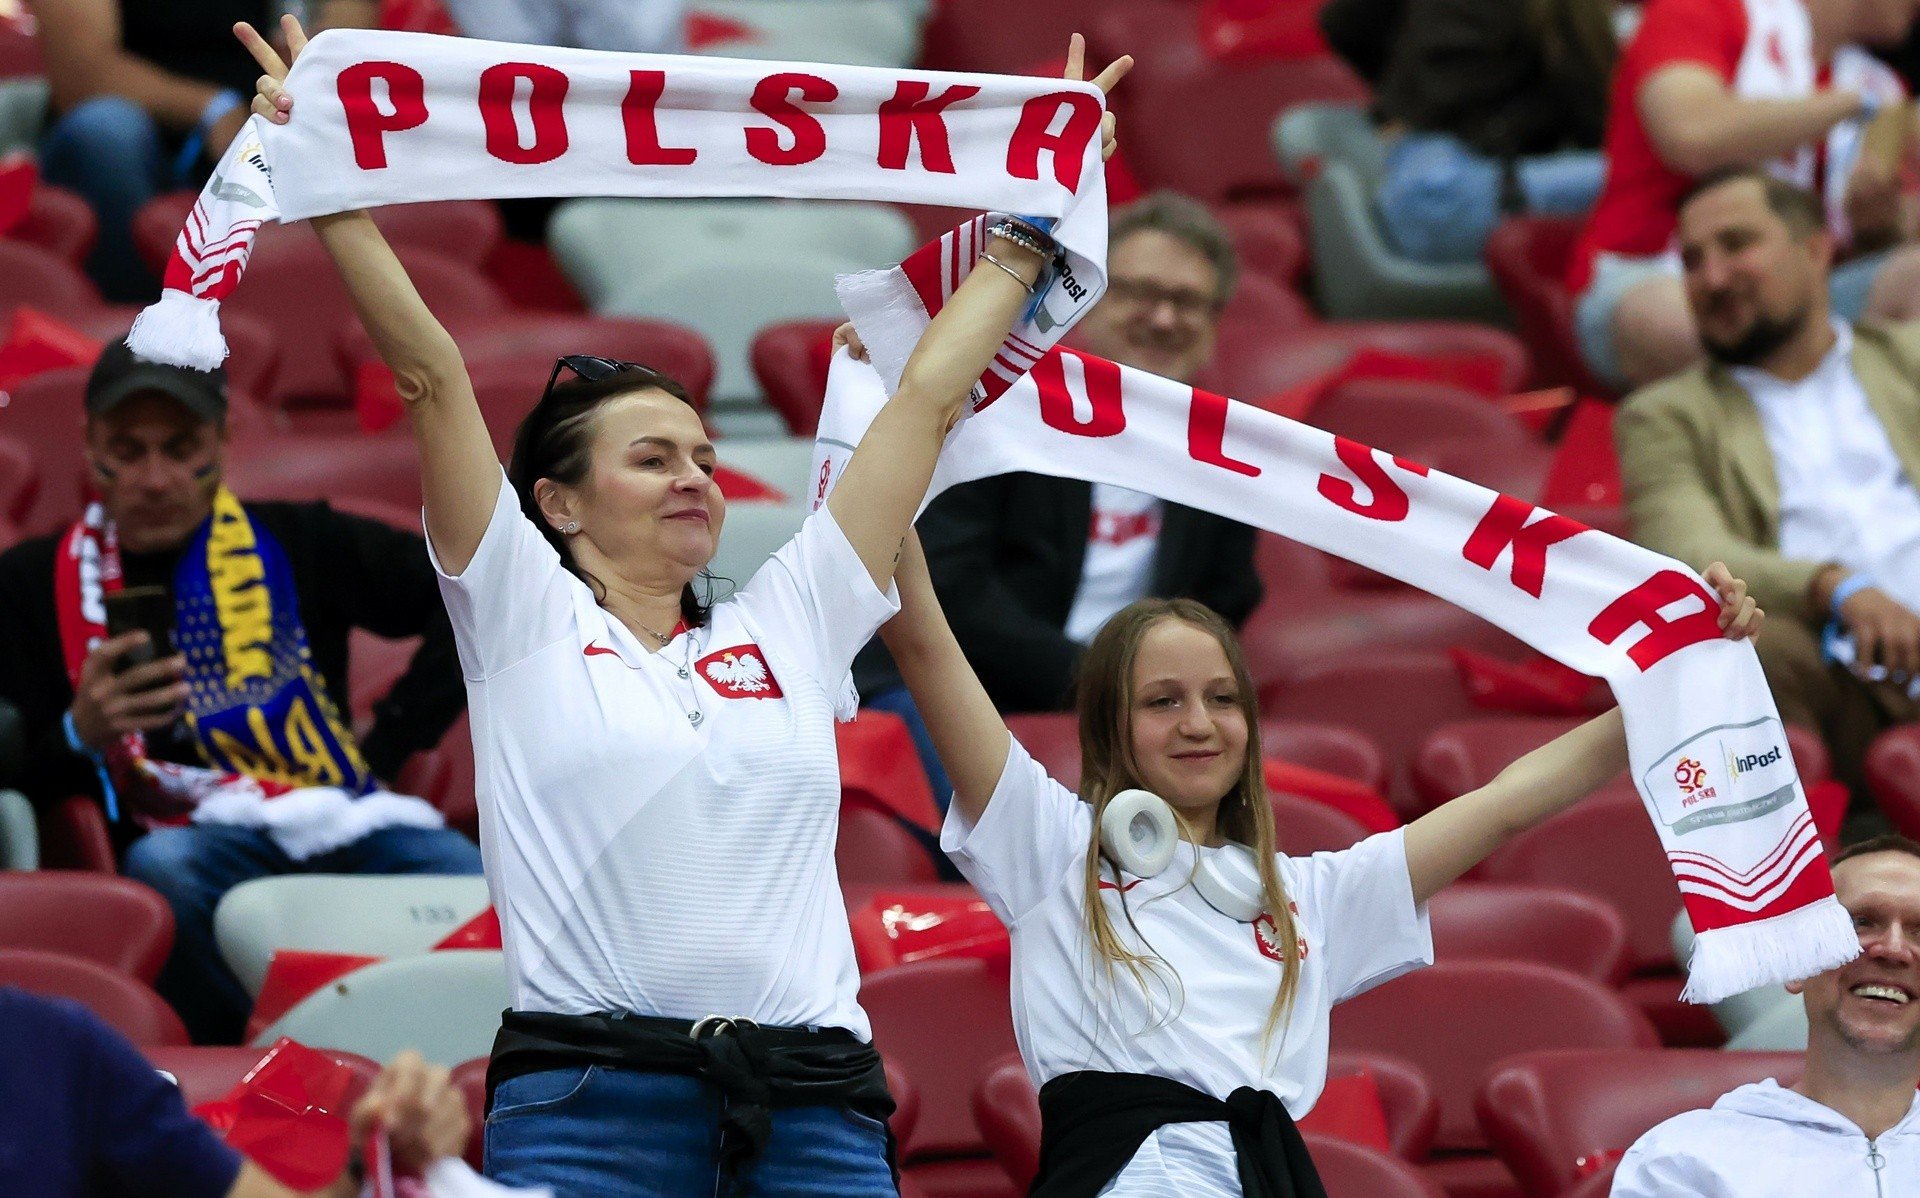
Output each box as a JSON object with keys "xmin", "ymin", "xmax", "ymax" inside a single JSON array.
[
  {"xmin": 1403, "ymin": 564, "xmax": 1764, "ymax": 904},
  {"xmin": 239, "ymin": 17, "xmax": 499, "ymax": 573},
  {"xmin": 827, "ymin": 36, "xmax": 1129, "ymax": 590},
  {"xmin": 880, "ymin": 531, "xmax": 1013, "ymax": 825}
]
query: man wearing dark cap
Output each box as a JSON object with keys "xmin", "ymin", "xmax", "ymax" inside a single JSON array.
[{"xmin": 0, "ymin": 344, "xmax": 481, "ymax": 1045}]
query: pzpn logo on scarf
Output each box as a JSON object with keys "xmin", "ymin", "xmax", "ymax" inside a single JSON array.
[{"xmin": 697, "ymin": 645, "xmax": 783, "ymax": 699}]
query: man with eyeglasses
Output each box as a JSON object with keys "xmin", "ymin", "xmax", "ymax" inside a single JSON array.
[
  {"xmin": 0, "ymin": 343, "xmax": 481, "ymax": 1045},
  {"xmin": 856, "ymin": 192, "xmax": 1261, "ymax": 807}
]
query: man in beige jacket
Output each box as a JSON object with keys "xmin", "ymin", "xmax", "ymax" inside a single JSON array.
[{"xmin": 1618, "ymin": 166, "xmax": 1920, "ymax": 792}]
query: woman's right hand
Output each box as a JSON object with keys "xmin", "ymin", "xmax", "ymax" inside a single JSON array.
[{"xmin": 235, "ymin": 14, "xmax": 306, "ymax": 126}]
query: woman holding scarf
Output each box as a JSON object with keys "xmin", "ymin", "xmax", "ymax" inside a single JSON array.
[
  {"xmin": 238, "ymin": 14, "xmax": 1127, "ymax": 1197},
  {"xmin": 869, "ymin": 505, "xmax": 1762, "ymax": 1194}
]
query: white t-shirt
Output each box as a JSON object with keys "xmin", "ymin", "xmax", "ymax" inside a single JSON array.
[
  {"xmin": 431, "ymin": 473, "xmax": 898, "ymax": 1035},
  {"xmin": 942, "ymin": 738, "xmax": 1433, "ymax": 1195},
  {"xmin": 1613, "ymin": 1079, "xmax": 1920, "ymax": 1196},
  {"xmin": 1731, "ymin": 322, "xmax": 1920, "ymax": 613},
  {"xmin": 1064, "ymin": 484, "xmax": 1164, "ymax": 644}
]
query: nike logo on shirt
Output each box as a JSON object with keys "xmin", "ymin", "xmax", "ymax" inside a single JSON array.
[{"xmin": 583, "ymin": 642, "xmax": 621, "ymax": 658}]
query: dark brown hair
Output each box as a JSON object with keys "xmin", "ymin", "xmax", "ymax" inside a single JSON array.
[
  {"xmin": 1680, "ymin": 167, "xmax": 1826, "ymax": 238},
  {"xmin": 1110, "ymin": 191, "xmax": 1240, "ymax": 308},
  {"xmin": 1835, "ymin": 832, "xmax": 1920, "ymax": 869},
  {"xmin": 1073, "ymin": 598, "xmax": 1302, "ymax": 1040},
  {"xmin": 506, "ymin": 369, "xmax": 712, "ymax": 626}
]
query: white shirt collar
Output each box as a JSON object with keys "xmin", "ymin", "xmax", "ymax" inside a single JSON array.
[{"xmin": 1727, "ymin": 319, "xmax": 1853, "ymax": 396}]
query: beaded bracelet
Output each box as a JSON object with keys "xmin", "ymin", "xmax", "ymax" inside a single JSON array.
[{"xmin": 986, "ymin": 216, "xmax": 1056, "ymax": 260}]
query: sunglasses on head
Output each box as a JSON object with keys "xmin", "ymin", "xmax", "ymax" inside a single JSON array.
[{"xmin": 540, "ymin": 354, "xmax": 671, "ymax": 405}]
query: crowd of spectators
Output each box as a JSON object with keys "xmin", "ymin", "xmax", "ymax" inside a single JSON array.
[{"xmin": 3, "ymin": 0, "xmax": 1920, "ymax": 1192}]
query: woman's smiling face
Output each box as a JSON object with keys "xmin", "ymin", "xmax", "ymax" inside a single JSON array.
[{"xmin": 1125, "ymin": 617, "xmax": 1249, "ymax": 821}]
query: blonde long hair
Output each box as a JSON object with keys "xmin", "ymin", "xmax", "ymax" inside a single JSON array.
[{"xmin": 1073, "ymin": 599, "xmax": 1303, "ymax": 1041}]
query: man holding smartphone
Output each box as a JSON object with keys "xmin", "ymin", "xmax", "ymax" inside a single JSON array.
[{"xmin": 0, "ymin": 342, "xmax": 481, "ymax": 1045}]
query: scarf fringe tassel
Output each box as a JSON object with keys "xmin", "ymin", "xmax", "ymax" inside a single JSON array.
[
  {"xmin": 1683, "ymin": 895, "xmax": 1860, "ymax": 1004},
  {"xmin": 127, "ymin": 290, "xmax": 230, "ymax": 372}
]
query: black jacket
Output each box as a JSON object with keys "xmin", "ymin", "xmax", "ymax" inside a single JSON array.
[
  {"xmin": 0, "ymin": 500, "xmax": 465, "ymax": 832},
  {"xmin": 854, "ymin": 474, "xmax": 1262, "ymax": 714}
]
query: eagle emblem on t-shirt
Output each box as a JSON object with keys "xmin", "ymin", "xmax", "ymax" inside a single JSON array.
[
  {"xmin": 696, "ymin": 644, "xmax": 784, "ymax": 699},
  {"xmin": 1254, "ymin": 903, "xmax": 1307, "ymax": 963}
]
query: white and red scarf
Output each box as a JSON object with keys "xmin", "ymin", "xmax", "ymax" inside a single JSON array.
[
  {"xmin": 815, "ymin": 349, "xmax": 1857, "ymax": 1006},
  {"xmin": 126, "ymin": 28, "xmax": 1112, "ymax": 388}
]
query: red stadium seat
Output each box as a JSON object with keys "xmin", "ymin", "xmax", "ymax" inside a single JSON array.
[
  {"xmin": 0, "ymin": 948, "xmax": 188, "ymax": 1045},
  {"xmin": 343, "ymin": 312, "xmax": 716, "ymax": 413},
  {"xmin": 1476, "ymin": 1048, "xmax": 1802, "ymax": 1198},
  {"xmin": 1867, "ymin": 724, "xmax": 1920, "ymax": 842},
  {"xmin": 12, "ymin": 185, "xmax": 99, "ymax": 266},
  {"xmin": 838, "ymin": 709, "xmax": 939, "ymax": 833},
  {"xmin": 1324, "ymin": 1049, "xmax": 1440, "ymax": 1161},
  {"xmin": 1218, "ymin": 202, "xmax": 1310, "ymax": 289},
  {"xmin": 1561, "ymin": 1162, "xmax": 1618, "ymax": 1198},
  {"xmin": 1482, "ymin": 217, "xmax": 1614, "ymax": 398},
  {"xmin": 49, "ymin": 306, "xmax": 283, "ymax": 406},
  {"xmin": 838, "ymin": 806, "xmax": 941, "ymax": 887},
  {"xmin": 149, "ymin": 1044, "xmax": 382, "ymax": 1111},
  {"xmin": 228, "ymin": 241, "xmax": 505, "ymax": 409},
  {"xmin": 328, "ymin": 495, "xmax": 420, "ymax": 532},
  {"xmin": 224, "ymin": 428, "xmax": 423, "ymax": 509},
  {"xmin": 348, "ymin": 630, "xmax": 425, "ymax": 729},
  {"xmin": 1330, "ymin": 961, "xmax": 1658, "ymax": 1158},
  {"xmin": 0, "ymin": 434, "xmax": 34, "ymax": 524},
  {"xmin": 972, "ymin": 1053, "xmax": 1041, "ymax": 1191},
  {"xmin": 1260, "ymin": 720, "xmax": 1389, "ymax": 793},
  {"xmin": 0, "ymin": 239, "xmax": 103, "ymax": 315},
  {"xmin": 1415, "ymin": 435, "xmax": 1556, "ymax": 506},
  {"xmin": 1262, "ymin": 654, "xmax": 1490, "ymax": 818},
  {"xmin": 864, "ymin": 956, "xmax": 1019, "ymax": 1179},
  {"xmin": 1427, "ymin": 883, "xmax": 1629, "ymax": 985},
  {"xmin": 1215, "ymin": 272, "xmax": 1318, "ymax": 346},
  {"xmin": 1207, "ymin": 321, "xmax": 1530, "ymax": 404},
  {"xmin": 1308, "ymin": 379, "xmax": 1537, "ymax": 463},
  {"xmin": 40, "ymin": 795, "xmax": 116, "ymax": 873},
  {"xmin": 750, "ymin": 319, "xmax": 837, "ymax": 437},
  {"xmin": 0, "ymin": 872, "xmax": 173, "ymax": 982},
  {"xmin": 134, "ymin": 194, "xmax": 505, "ymax": 277},
  {"xmin": 1092, "ymin": 2, "xmax": 1368, "ymax": 202},
  {"xmin": 918, "ymin": 0, "xmax": 1120, "ymax": 72},
  {"xmin": 451, "ymin": 1056, "xmax": 488, "ymax": 1170},
  {"xmin": 1306, "ymin": 1134, "xmax": 1448, "ymax": 1198},
  {"xmin": 1004, "ymin": 713, "xmax": 1083, "ymax": 788},
  {"xmin": 1273, "ymin": 794, "xmax": 1373, "ymax": 854}
]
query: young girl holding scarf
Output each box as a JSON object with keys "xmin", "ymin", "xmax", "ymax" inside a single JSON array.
[
  {"xmin": 871, "ymin": 515, "xmax": 1763, "ymax": 1195},
  {"xmin": 238, "ymin": 15, "xmax": 1127, "ymax": 1197}
]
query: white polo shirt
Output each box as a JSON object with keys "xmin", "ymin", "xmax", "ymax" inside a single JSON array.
[
  {"xmin": 943, "ymin": 738, "xmax": 1432, "ymax": 1195},
  {"xmin": 432, "ymin": 473, "xmax": 898, "ymax": 1036},
  {"xmin": 1064, "ymin": 484, "xmax": 1164, "ymax": 644}
]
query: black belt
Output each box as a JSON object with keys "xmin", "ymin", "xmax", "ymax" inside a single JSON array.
[
  {"xmin": 488, "ymin": 1009, "xmax": 896, "ymax": 1190},
  {"xmin": 1030, "ymin": 1070, "xmax": 1328, "ymax": 1198}
]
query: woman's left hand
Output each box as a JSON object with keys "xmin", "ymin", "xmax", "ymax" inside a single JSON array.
[
  {"xmin": 832, "ymin": 322, "xmax": 869, "ymax": 362},
  {"xmin": 1061, "ymin": 33, "xmax": 1131, "ymax": 162},
  {"xmin": 1705, "ymin": 561, "xmax": 1764, "ymax": 641}
]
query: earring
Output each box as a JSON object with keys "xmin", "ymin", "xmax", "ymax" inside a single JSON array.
[{"xmin": 561, "ymin": 520, "xmax": 579, "ymax": 535}]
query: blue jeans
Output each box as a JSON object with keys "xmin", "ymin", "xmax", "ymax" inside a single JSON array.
[
  {"xmin": 122, "ymin": 821, "xmax": 483, "ymax": 1045},
  {"xmin": 485, "ymin": 1067, "xmax": 897, "ymax": 1197},
  {"xmin": 1378, "ymin": 132, "xmax": 1605, "ymax": 264},
  {"xmin": 39, "ymin": 95, "xmax": 174, "ymax": 302}
]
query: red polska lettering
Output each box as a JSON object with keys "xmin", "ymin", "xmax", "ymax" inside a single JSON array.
[
  {"xmin": 1006, "ymin": 92, "xmax": 1104, "ymax": 192},
  {"xmin": 1033, "ymin": 349, "xmax": 1126, "ymax": 437},
  {"xmin": 747, "ymin": 72, "xmax": 838, "ymax": 166},
  {"xmin": 623, "ymin": 69, "xmax": 697, "ymax": 166},
  {"xmin": 337, "ymin": 61, "xmax": 428, "ymax": 170},
  {"xmin": 479, "ymin": 63, "xmax": 569, "ymax": 164},
  {"xmin": 1187, "ymin": 388, "xmax": 1261, "ymax": 478},
  {"xmin": 877, "ymin": 81, "xmax": 981, "ymax": 173},
  {"xmin": 1461, "ymin": 494, "xmax": 1590, "ymax": 598},
  {"xmin": 1588, "ymin": 570, "xmax": 1723, "ymax": 669},
  {"xmin": 1316, "ymin": 437, "xmax": 1429, "ymax": 521}
]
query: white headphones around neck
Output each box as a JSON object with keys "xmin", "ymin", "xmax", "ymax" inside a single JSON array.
[{"xmin": 1098, "ymin": 789, "xmax": 1266, "ymax": 922}]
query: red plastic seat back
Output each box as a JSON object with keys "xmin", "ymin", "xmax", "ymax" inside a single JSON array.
[
  {"xmin": 1260, "ymin": 720, "xmax": 1388, "ymax": 793},
  {"xmin": 1004, "ymin": 713, "xmax": 1083, "ymax": 790},
  {"xmin": 451, "ymin": 1055, "xmax": 489, "ymax": 1170},
  {"xmin": 1482, "ymin": 216, "xmax": 1613, "ymax": 397},
  {"xmin": 1217, "ymin": 203, "xmax": 1309, "ymax": 289},
  {"xmin": 1272, "ymin": 794, "xmax": 1372, "ymax": 854},
  {"xmin": 1208, "ymin": 322, "xmax": 1530, "ymax": 408},
  {"xmin": 1428, "ymin": 882, "xmax": 1630, "ymax": 985},
  {"xmin": 1868, "ymin": 724, "xmax": 1920, "ymax": 842},
  {"xmin": 972, "ymin": 1053, "xmax": 1041, "ymax": 1191},
  {"xmin": 863, "ymin": 956, "xmax": 1017, "ymax": 1160},
  {"xmin": 1323, "ymin": 1049, "xmax": 1439, "ymax": 1161},
  {"xmin": 837, "ymin": 709, "xmax": 939, "ymax": 833},
  {"xmin": 1476, "ymin": 1048, "xmax": 1802, "ymax": 1197},
  {"xmin": 1329, "ymin": 961, "xmax": 1658, "ymax": 1153},
  {"xmin": 0, "ymin": 433, "xmax": 34, "ymax": 523},
  {"xmin": 225, "ymin": 429, "xmax": 424, "ymax": 508},
  {"xmin": 1264, "ymin": 653, "xmax": 1483, "ymax": 818},
  {"xmin": 149, "ymin": 1044, "xmax": 382, "ymax": 1111},
  {"xmin": 0, "ymin": 239, "xmax": 101, "ymax": 314},
  {"xmin": 750, "ymin": 319, "xmax": 838, "ymax": 436},
  {"xmin": 13, "ymin": 185, "xmax": 99, "ymax": 266},
  {"xmin": 134, "ymin": 193, "xmax": 504, "ymax": 276},
  {"xmin": 0, "ymin": 948, "xmax": 188, "ymax": 1045},
  {"xmin": 1303, "ymin": 1134, "xmax": 1447, "ymax": 1197},
  {"xmin": 1308, "ymin": 379, "xmax": 1534, "ymax": 462},
  {"xmin": 0, "ymin": 873, "xmax": 174, "ymax": 982},
  {"xmin": 837, "ymin": 807, "xmax": 940, "ymax": 888}
]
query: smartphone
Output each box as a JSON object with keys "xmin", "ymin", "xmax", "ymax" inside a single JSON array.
[{"xmin": 103, "ymin": 586, "xmax": 176, "ymax": 671}]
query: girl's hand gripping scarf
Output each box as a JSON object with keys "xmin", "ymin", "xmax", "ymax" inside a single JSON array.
[
  {"xmin": 811, "ymin": 348, "xmax": 1861, "ymax": 1006},
  {"xmin": 127, "ymin": 28, "xmax": 1114, "ymax": 398}
]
